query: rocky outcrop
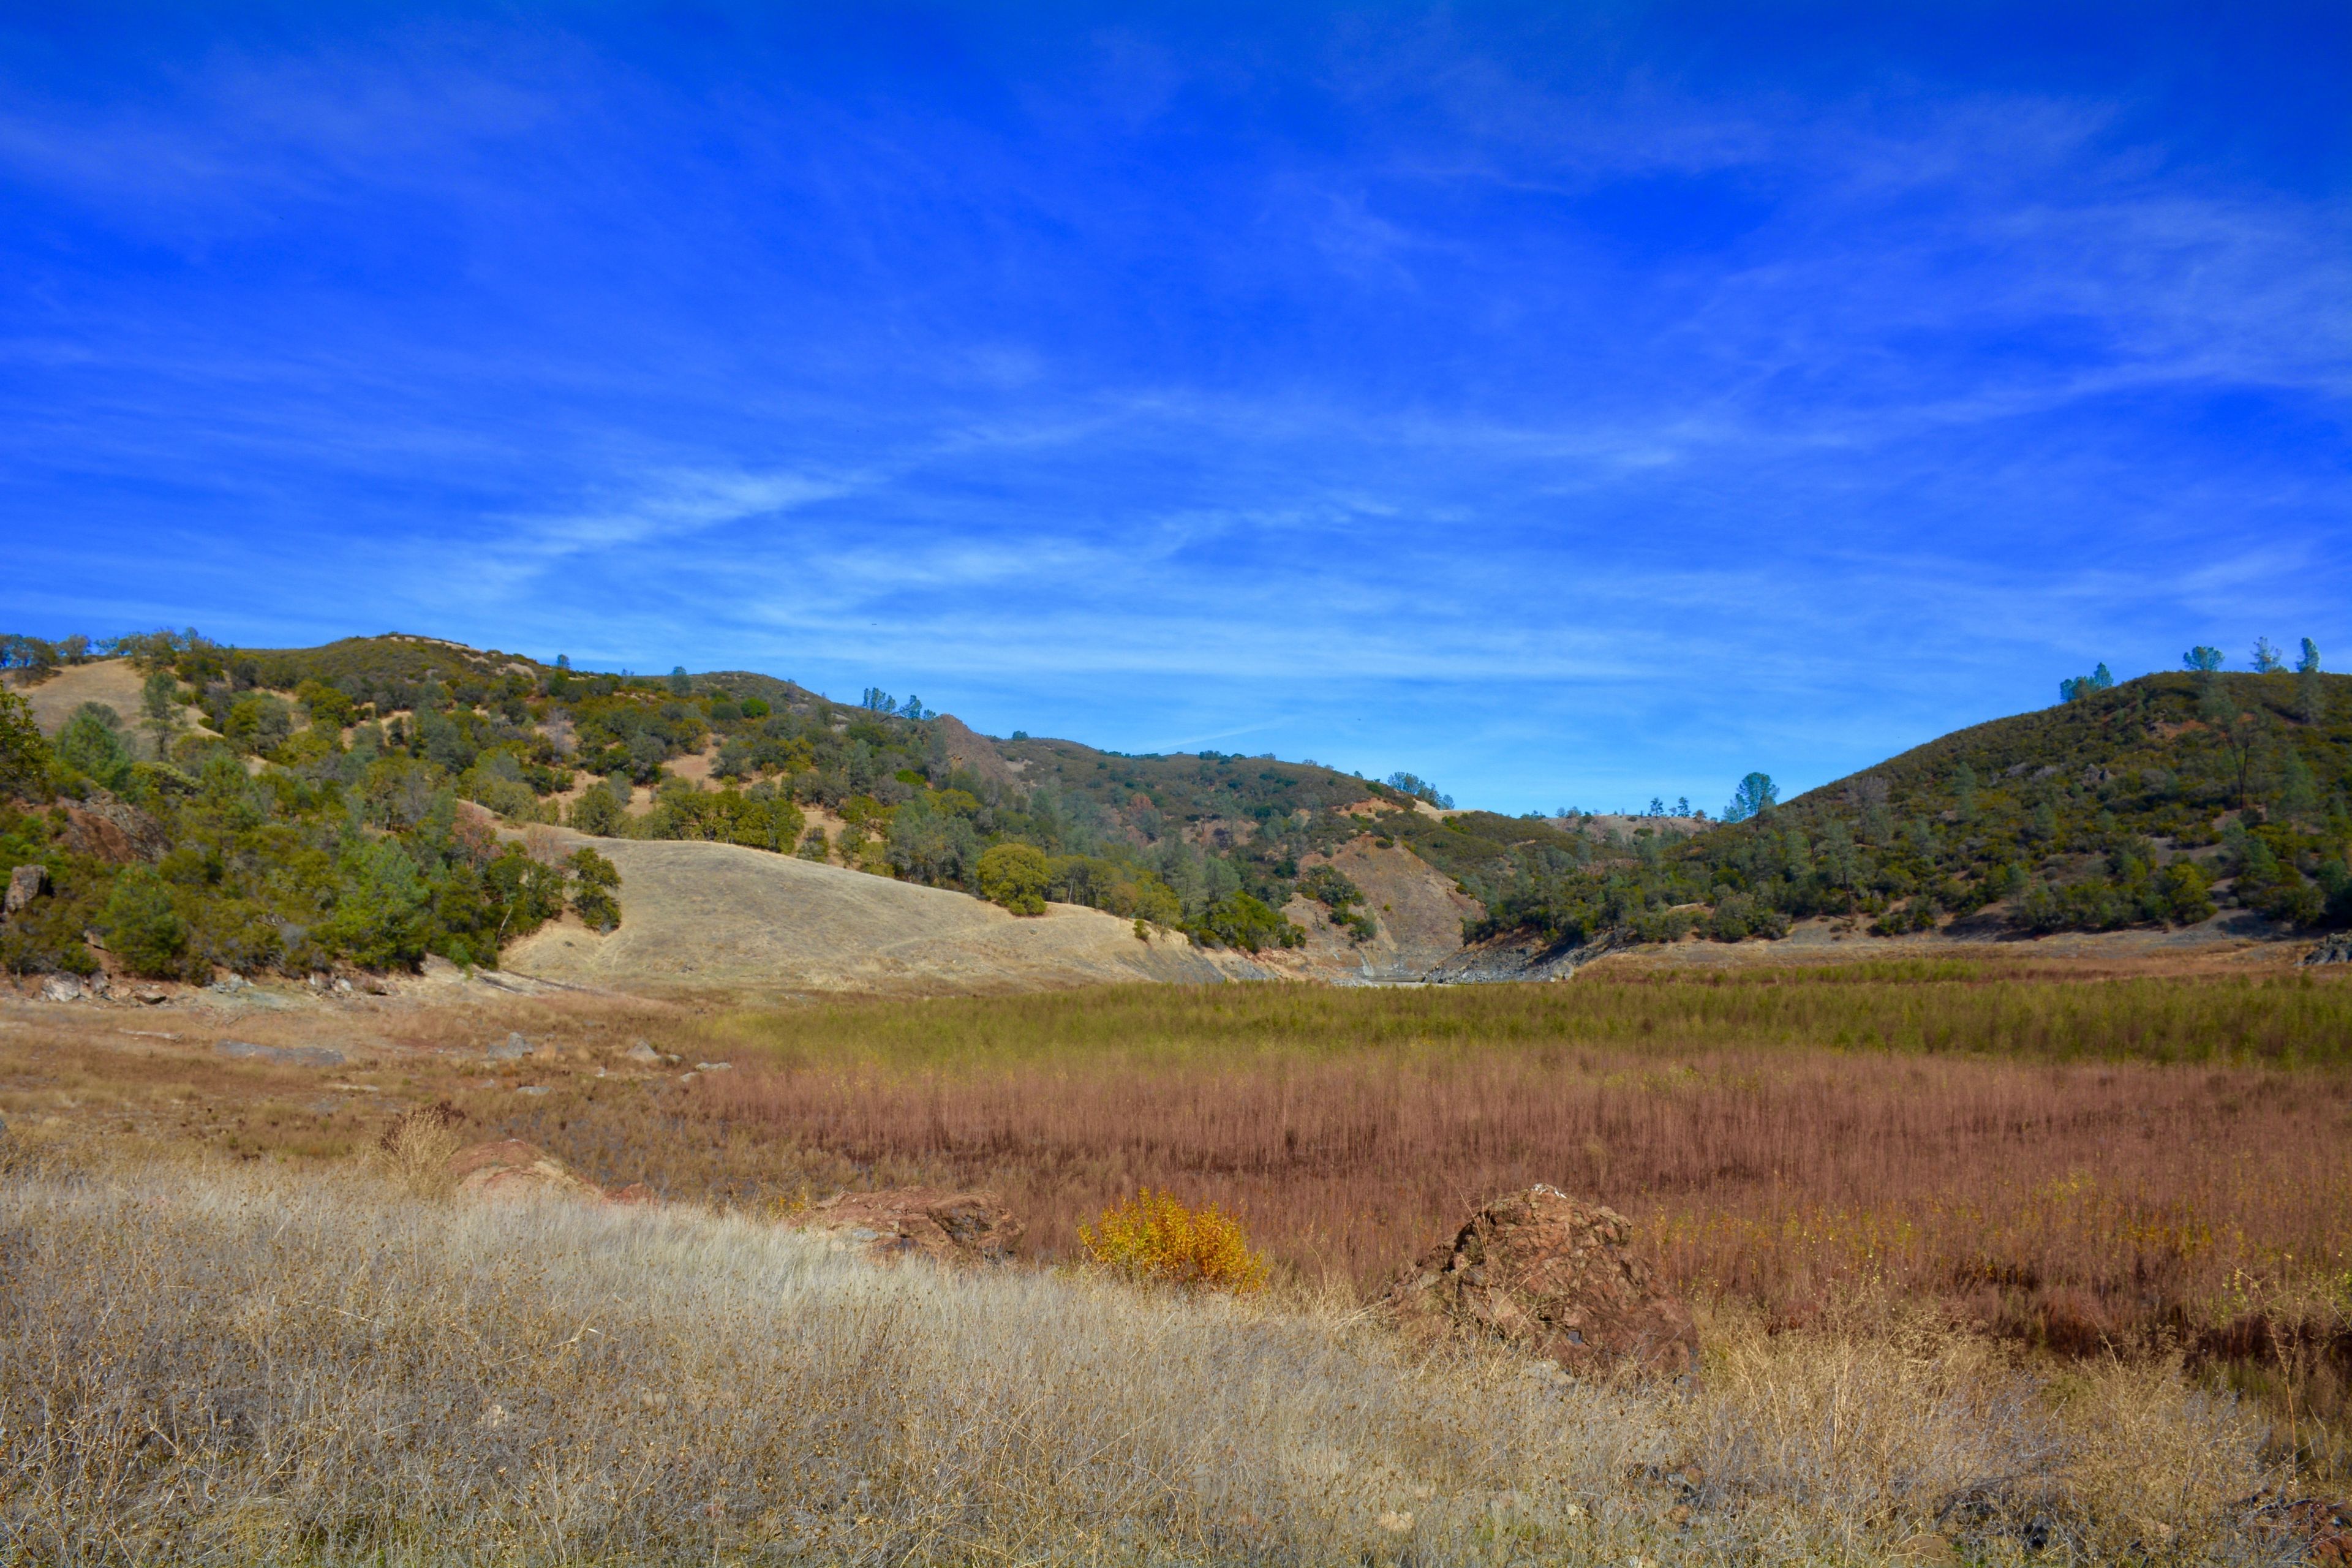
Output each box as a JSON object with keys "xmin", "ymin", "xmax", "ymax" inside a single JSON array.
[
  {"xmin": 4, "ymin": 864, "xmax": 47, "ymax": 917},
  {"xmin": 56, "ymin": 793, "xmax": 170, "ymax": 864},
  {"xmin": 932, "ymin": 715, "xmax": 1028, "ymax": 796},
  {"xmin": 1382, "ymin": 1185, "xmax": 1699, "ymax": 1381},
  {"xmin": 792, "ymin": 1186, "xmax": 1025, "ymax": 1265},
  {"xmin": 2304, "ymin": 934, "xmax": 2352, "ymax": 967}
]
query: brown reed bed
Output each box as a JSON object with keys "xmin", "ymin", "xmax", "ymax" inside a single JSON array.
[{"xmin": 481, "ymin": 971, "xmax": 2352, "ymax": 1477}]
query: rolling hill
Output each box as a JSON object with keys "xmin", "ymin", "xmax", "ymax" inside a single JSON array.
[{"xmin": 4, "ymin": 630, "xmax": 2346, "ymax": 996}]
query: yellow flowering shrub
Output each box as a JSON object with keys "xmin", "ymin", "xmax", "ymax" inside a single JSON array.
[{"xmin": 1079, "ymin": 1188, "xmax": 1270, "ymax": 1294}]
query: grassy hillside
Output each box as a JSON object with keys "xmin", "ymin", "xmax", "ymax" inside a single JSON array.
[{"xmin": 1478, "ymin": 671, "xmax": 2352, "ymax": 945}]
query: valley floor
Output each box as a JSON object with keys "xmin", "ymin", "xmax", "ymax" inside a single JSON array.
[{"xmin": 2, "ymin": 954, "xmax": 2347, "ymax": 1562}]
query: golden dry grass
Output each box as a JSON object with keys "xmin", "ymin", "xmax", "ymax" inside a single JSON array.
[{"xmin": 0, "ymin": 1140, "xmax": 2296, "ymax": 1566}]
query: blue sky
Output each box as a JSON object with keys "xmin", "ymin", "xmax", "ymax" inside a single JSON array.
[{"xmin": 3, "ymin": 4, "xmax": 2346, "ymax": 815}]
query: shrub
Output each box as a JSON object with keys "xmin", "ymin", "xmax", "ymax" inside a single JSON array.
[
  {"xmin": 99, "ymin": 865, "xmax": 190, "ymax": 979},
  {"xmin": 977, "ymin": 842, "xmax": 1051, "ymax": 915},
  {"xmin": 1079, "ymin": 1189, "xmax": 1268, "ymax": 1294},
  {"xmin": 1191, "ymin": 891, "xmax": 1302, "ymax": 952},
  {"xmin": 54, "ymin": 703, "xmax": 132, "ymax": 790},
  {"xmin": 2157, "ymin": 861, "xmax": 2215, "ymax": 925},
  {"xmin": 568, "ymin": 780, "xmax": 626, "ymax": 836},
  {"xmin": 319, "ymin": 839, "xmax": 430, "ymax": 968}
]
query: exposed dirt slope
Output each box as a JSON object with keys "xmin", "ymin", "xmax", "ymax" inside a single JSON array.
[
  {"xmin": 503, "ymin": 832, "xmax": 1254, "ymax": 996},
  {"xmin": 1273, "ymin": 836, "xmax": 1482, "ymax": 981}
]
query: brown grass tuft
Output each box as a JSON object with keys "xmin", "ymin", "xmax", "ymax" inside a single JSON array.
[{"xmin": 377, "ymin": 1099, "xmax": 469, "ymax": 1196}]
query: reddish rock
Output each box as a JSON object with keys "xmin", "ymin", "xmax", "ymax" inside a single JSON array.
[
  {"xmin": 793, "ymin": 1186, "xmax": 1025, "ymax": 1265},
  {"xmin": 448, "ymin": 1139, "xmax": 609, "ymax": 1203},
  {"xmin": 1382, "ymin": 1184, "xmax": 1700, "ymax": 1381},
  {"xmin": 2275, "ymin": 1499, "xmax": 2351, "ymax": 1565},
  {"xmin": 56, "ymin": 794, "xmax": 169, "ymax": 864}
]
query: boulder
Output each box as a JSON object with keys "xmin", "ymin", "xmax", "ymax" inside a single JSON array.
[
  {"xmin": 485, "ymin": 1031, "xmax": 535, "ymax": 1062},
  {"xmin": 624, "ymin": 1038, "xmax": 663, "ymax": 1065},
  {"xmin": 5, "ymin": 864, "xmax": 47, "ymax": 917},
  {"xmin": 1381, "ymin": 1185, "xmax": 1700, "ymax": 1381},
  {"xmin": 793, "ymin": 1186, "xmax": 1025, "ymax": 1265},
  {"xmin": 447, "ymin": 1138, "xmax": 609, "ymax": 1203},
  {"xmin": 39, "ymin": 975, "xmax": 85, "ymax": 1003},
  {"xmin": 2304, "ymin": 935, "xmax": 2352, "ymax": 967}
]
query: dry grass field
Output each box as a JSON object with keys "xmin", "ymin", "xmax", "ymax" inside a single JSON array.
[
  {"xmin": 0, "ymin": 1148, "xmax": 2296, "ymax": 1565},
  {"xmin": 3, "ymin": 954, "xmax": 2348, "ymax": 1561}
]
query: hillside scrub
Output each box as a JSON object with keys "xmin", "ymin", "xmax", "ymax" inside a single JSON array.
[
  {"xmin": 0, "ymin": 766, "xmax": 619, "ymax": 979},
  {"xmin": 1463, "ymin": 671, "xmax": 2352, "ymax": 946},
  {"xmin": 0, "ymin": 1153, "xmax": 2289, "ymax": 1566},
  {"xmin": 13, "ymin": 631, "xmax": 2350, "ymax": 969},
  {"xmin": 6, "ymin": 631, "xmax": 1336, "ymax": 956}
]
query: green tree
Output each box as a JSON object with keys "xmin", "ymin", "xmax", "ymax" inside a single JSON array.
[
  {"xmin": 977, "ymin": 842, "xmax": 1052, "ymax": 915},
  {"xmin": 140, "ymin": 669, "xmax": 178, "ymax": 724},
  {"xmin": 0, "ymin": 690, "xmax": 49, "ymax": 796},
  {"xmin": 2057, "ymin": 663, "xmax": 2116, "ymax": 703},
  {"xmin": 2199, "ymin": 681, "xmax": 2261, "ymax": 808},
  {"xmin": 667, "ymin": 665, "xmax": 692, "ymax": 696},
  {"xmin": 322, "ymin": 839, "xmax": 431, "ymax": 968},
  {"xmin": 2251, "ymin": 637, "xmax": 2285, "ymax": 674},
  {"xmin": 567, "ymin": 846, "xmax": 622, "ymax": 931},
  {"xmin": 100, "ymin": 865, "xmax": 190, "ymax": 978},
  {"xmin": 2280, "ymin": 748, "xmax": 2320, "ymax": 816},
  {"xmin": 565, "ymin": 778, "xmax": 627, "ymax": 836},
  {"xmin": 2297, "ymin": 639, "xmax": 2327, "ymax": 726},
  {"xmin": 55, "ymin": 703, "xmax": 132, "ymax": 790},
  {"xmin": 1384, "ymin": 771, "xmax": 1454, "ymax": 809},
  {"xmin": 1723, "ymin": 772, "xmax": 1777, "ymax": 824},
  {"xmin": 2183, "ymin": 646, "xmax": 2225, "ymax": 673},
  {"xmin": 140, "ymin": 668, "xmax": 180, "ymax": 755}
]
